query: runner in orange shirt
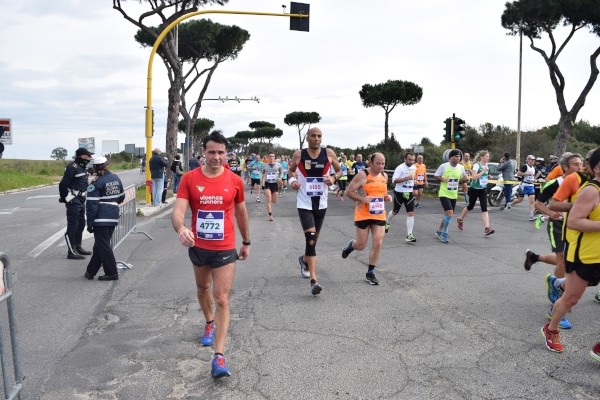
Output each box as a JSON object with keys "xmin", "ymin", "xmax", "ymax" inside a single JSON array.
[
  {"xmin": 341, "ymin": 153, "xmax": 392, "ymax": 285},
  {"xmin": 413, "ymin": 154, "xmax": 428, "ymax": 208}
]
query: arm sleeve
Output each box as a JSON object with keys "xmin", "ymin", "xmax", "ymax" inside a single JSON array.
[
  {"xmin": 538, "ymin": 181, "xmax": 558, "ymax": 203},
  {"xmin": 552, "ymin": 174, "xmax": 578, "ymax": 202},
  {"xmin": 391, "ymin": 166, "xmax": 402, "ymax": 182},
  {"xmin": 434, "ymin": 164, "xmax": 445, "ymax": 177},
  {"xmin": 58, "ymin": 167, "xmax": 73, "ymax": 198}
]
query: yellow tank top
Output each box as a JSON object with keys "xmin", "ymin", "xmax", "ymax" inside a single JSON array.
[
  {"xmin": 565, "ymin": 180, "xmax": 600, "ymax": 264},
  {"xmin": 354, "ymin": 170, "xmax": 388, "ymax": 221}
]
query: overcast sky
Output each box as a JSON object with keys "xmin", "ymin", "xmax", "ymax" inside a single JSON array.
[{"xmin": 1, "ymin": 0, "xmax": 599, "ymax": 160}]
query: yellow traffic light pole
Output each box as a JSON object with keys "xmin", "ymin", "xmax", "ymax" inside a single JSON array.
[{"xmin": 144, "ymin": 9, "xmax": 308, "ymax": 204}]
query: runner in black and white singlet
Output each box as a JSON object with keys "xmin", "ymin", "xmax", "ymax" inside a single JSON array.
[{"xmin": 288, "ymin": 127, "xmax": 342, "ymax": 296}]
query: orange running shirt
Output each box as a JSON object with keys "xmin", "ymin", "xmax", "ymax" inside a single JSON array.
[
  {"xmin": 415, "ymin": 163, "xmax": 427, "ymax": 185},
  {"xmin": 354, "ymin": 170, "xmax": 388, "ymax": 221},
  {"xmin": 545, "ymin": 165, "xmax": 563, "ymax": 181}
]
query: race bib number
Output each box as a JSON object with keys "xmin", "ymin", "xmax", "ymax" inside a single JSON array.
[
  {"xmin": 479, "ymin": 175, "xmax": 488, "ymax": 186},
  {"xmin": 342, "ymin": 169, "xmax": 348, "ymax": 176},
  {"xmin": 306, "ymin": 177, "xmax": 325, "ymax": 196},
  {"xmin": 266, "ymin": 171, "xmax": 278, "ymax": 182},
  {"xmin": 402, "ymin": 179, "xmax": 414, "ymax": 189},
  {"xmin": 369, "ymin": 197, "xmax": 385, "ymax": 215},
  {"xmin": 196, "ymin": 210, "xmax": 224, "ymax": 240},
  {"xmin": 524, "ymin": 175, "xmax": 534, "ymax": 183},
  {"xmin": 417, "ymin": 174, "xmax": 424, "ymax": 181},
  {"xmin": 447, "ymin": 179, "xmax": 458, "ymax": 190}
]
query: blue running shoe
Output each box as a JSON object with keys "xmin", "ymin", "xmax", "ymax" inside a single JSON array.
[
  {"xmin": 440, "ymin": 233, "xmax": 449, "ymax": 243},
  {"xmin": 546, "ymin": 307, "xmax": 572, "ymax": 330},
  {"xmin": 434, "ymin": 231, "xmax": 443, "ymax": 240},
  {"xmin": 200, "ymin": 322, "xmax": 215, "ymax": 346},
  {"xmin": 211, "ymin": 355, "xmax": 231, "ymax": 378},
  {"xmin": 545, "ymin": 274, "xmax": 561, "ymax": 304}
]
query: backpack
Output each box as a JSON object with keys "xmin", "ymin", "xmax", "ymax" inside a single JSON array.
[{"xmin": 170, "ymin": 161, "xmax": 178, "ymax": 173}]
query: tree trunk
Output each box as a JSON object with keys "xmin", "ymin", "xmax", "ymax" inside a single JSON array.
[
  {"xmin": 165, "ymin": 76, "xmax": 183, "ymax": 185},
  {"xmin": 384, "ymin": 111, "xmax": 390, "ymax": 147},
  {"xmin": 555, "ymin": 114, "xmax": 574, "ymax": 157}
]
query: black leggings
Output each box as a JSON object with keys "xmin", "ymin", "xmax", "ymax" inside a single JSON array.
[{"xmin": 466, "ymin": 187, "xmax": 488, "ymax": 212}]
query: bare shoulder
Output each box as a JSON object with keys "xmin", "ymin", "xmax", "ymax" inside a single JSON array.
[{"xmin": 326, "ymin": 148, "xmax": 337, "ymax": 159}]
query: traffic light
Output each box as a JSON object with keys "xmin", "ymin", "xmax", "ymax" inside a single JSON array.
[
  {"xmin": 453, "ymin": 117, "xmax": 465, "ymax": 142},
  {"xmin": 290, "ymin": 2, "xmax": 310, "ymax": 32},
  {"xmin": 443, "ymin": 118, "xmax": 452, "ymax": 142}
]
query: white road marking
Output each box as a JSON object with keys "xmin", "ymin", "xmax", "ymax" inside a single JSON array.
[
  {"xmin": 29, "ymin": 228, "xmax": 66, "ymax": 258},
  {"xmin": 0, "ymin": 208, "xmax": 19, "ymax": 215},
  {"xmin": 26, "ymin": 195, "xmax": 58, "ymax": 200},
  {"xmin": 29, "ymin": 228, "xmax": 93, "ymax": 258}
]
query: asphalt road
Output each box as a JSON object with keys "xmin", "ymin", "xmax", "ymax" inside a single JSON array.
[{"xmin": 1, "ymin": 179, "xmax": 600, "ymax": 399}]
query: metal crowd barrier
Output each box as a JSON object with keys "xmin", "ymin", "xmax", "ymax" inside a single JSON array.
[
  {"xmin": 110, "ymin": 185, "xmax": 152, "ymax": 270},
  {"xmin": 0, "ymin": 253, "xmax": 23, "ymax": 400}
]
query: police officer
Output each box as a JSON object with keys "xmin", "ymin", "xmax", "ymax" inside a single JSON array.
[
  {"xmin": 59, "ymin": 147, "xmax": 94, "ymax": 259},
  {"xmin": 84, "ymin": 157, "xmax": 125, "ymax": 281}
]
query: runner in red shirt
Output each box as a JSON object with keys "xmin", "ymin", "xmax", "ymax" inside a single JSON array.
[{"xmin": 172, "ymin": 130, "xmax": 250, "ymax": 379}]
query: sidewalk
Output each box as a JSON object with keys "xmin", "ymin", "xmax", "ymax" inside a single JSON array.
[{"xmin": 137, "ymin": 196, "xmax": 176, "ymax": 216}]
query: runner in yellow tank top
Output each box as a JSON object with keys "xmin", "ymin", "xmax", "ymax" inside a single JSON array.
[
  {"xmin": 543, "ymin": 147, "xmax": 600, "ymax": 359},
  {"xmin": 341, "ymin": 153, "xmax": 392, "ymax": 285}
]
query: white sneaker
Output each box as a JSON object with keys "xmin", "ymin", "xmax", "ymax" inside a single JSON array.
[{"xmin": 298, "ymin": 256, "xmax": 310, "ymax": 278}]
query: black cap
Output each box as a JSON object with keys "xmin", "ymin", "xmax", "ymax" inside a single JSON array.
[
  {"xmin": 449, "ymin": 149, "xmax": 462, "ymax": 158},
  {"xmin": 75, "ymin": 147, "xmax": 94, "ymax": 157}
]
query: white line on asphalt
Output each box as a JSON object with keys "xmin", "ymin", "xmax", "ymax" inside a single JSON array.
[
  {"xmin": 0, "ymin": 208, "xmax": 19, "ymax": 215},
  {"xmin": 29, "ymin": 228, "xmax": 66, "ymax": 258},
  {"xmin": 26, "ymin": 195, "xmax": 58, "ymax": 200},
  {"xmin": 29, "ymin": 229, "xmax": 94, "ymax": 258}
]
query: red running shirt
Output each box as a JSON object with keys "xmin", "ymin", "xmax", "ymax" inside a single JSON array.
[{"xmin": 178, "ymin": 168, "xmax": 245, "ymax": 250}]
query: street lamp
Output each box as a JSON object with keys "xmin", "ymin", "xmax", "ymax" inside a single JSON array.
[{"xmin": 182, "ymin": 96, "xmax": 260, "ymax": 163}]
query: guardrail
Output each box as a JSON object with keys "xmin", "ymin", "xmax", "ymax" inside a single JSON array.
[
  {"xmin": 383, "ymin": 170, "xmax": 441, "ymax": 193},
  {"xmin": 0, "ymin": 253, "xmax": 24, "ymax": 400},
  {"xmin": 110, "ymin": 185, "xmax": 152, "ymax": 270}
]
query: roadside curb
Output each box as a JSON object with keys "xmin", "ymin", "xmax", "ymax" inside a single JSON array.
[
  {"xmin": 137, "ymin": 196, "xmax": 176, "ymax": 216},
  {"xmin": 1, "ymin": 182, "xmax": 58, "ymax": 195}
]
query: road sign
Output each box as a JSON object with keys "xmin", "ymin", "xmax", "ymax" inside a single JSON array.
[
  {"xmin": 0, "ymin": 118, "xmax": 12, "ymax": 145},
  {"xmin": 413, "ymin": 145, "xmax": 424, "ymax": 154},
  {"xmin": 78, "ymin": 137, "xmax": 95, "ymax": 154}
]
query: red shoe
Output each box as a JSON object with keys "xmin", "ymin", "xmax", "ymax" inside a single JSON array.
[
  {"xmin": 457, "ymin": 218, "xmax": 464, "ymax": 231},
  {"xmin": 541, "ymin": 323, "xmax": 564, "ymax": 353},
  {"xmin": 591, "ymin": 342, "xmax": 600, "ymax": 362}
]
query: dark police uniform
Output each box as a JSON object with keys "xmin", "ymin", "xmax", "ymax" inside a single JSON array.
[
  {"xmin": 85, "ymin": 168, "xmax": 125, "ymax": 279},
  {"xmin": 59, "ymin": 152, "xmax": 92, "ymax": 258}
]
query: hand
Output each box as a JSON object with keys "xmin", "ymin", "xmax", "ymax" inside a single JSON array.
[
  {"xmin": 549, "ymin": 211, "xmax": 561, "ymax": 220},
  {"xmin": 177, "ymin": 227, "xmax": 195, "ymax": 248},
  {"xmin": 58, "ymin": 197, "xmax": 66, "ymax": 203},
  {"xmin": 87, "ymin": 225, "xmax": 94, "ymax": 233}
]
